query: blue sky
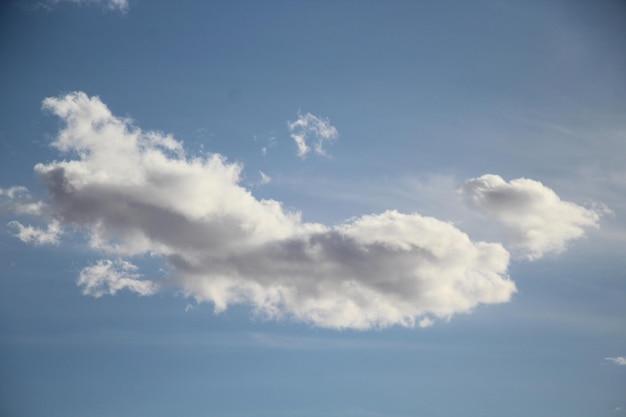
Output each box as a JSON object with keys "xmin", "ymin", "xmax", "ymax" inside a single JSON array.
[{"xmin": 1, "ymin": 0, "xmax": 625, "ymax": 416}]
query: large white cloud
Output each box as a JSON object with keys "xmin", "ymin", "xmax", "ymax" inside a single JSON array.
[
  {"xmin": 460, "ymin": 174, "xmax": 602, "ymax": 260},
  {"xmin": 4, "ymin": 92, "xmax": 518, "ymax": 329}
]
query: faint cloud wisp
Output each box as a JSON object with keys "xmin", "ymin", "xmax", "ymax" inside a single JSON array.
[{"xmin": 605, "ymin": 356, "xmax": 626, "ymax": 366}]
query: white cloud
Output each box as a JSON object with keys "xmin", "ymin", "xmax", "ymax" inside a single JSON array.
[
  {"xmin": 0, "ymin": 186, "xmax": 45, "ymax": 216},
  {"xmin": 7, "ymin": 92, "xmax": 519, "ymax": 329},
  {"xmin": 78, "ymin": 259, "xmax": 159, "ymax": 297},
  {"xmin": 180, "ymin": 210, "xmax": 515, "ymax": 329},
  {"xmin": 460, "ymin": 174, "xmax": 602, "ymax": 260},
  {"xmin": 2, "ymin": 186, "xmax": 60, "ymax": 245},
  {"xmin": 8, "ymin": 220, "xmax": 62, "ymax": 245},
  {"xmin": 605, "ymin": 356, "xmax": 626, "ymax": 366},
  {"xmin": 287, "ymin": 112, "xmax": 338, "ymax": 158}
]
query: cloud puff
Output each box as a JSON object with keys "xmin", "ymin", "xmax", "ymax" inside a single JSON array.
[
  {"xmin": 605, "ymin": 356, "xmax": 626, "ymax": 366},
  {"xmin": 8, "ymin": 220, "xmax": 62, "ymax": 245},
  {"xmin": 1, "ymin": 186, "xmax": 59, "ymax": 245},
  {"xmin": 287, "ymin": 112, "xmax": 338, "ymax": 158},
  {"xmin": 0, "ymin": 186, "xmax": 45, "ymax": 217},
  {"xmin": 460, "ymin": 174, "xmax": 602, "ymax": 260},
  {"xmin": 4, "ymin": 92, "xmax": 517, "ymax": 329},
  {"xmin": 78, "ymin": 259, "xmax": 159, "ymax": 297}
]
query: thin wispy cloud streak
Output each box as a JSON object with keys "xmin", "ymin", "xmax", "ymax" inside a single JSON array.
[
  {"xmin": 258, "ymin": 171, "xmax": 271, "ymax": 185},
  {"xmin": 1, "ymin": 92, "xmax": 603, "ymax": 330},
  {"xmin": 605, "ymin": 356, "xmax": 626, "ymax": 366},
  {"xmin": 37, "ymin": 0, "xmax": 129, "ymax": 12}
]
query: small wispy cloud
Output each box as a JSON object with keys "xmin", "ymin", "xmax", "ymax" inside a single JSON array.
[
  {"xmin": 38, "ymin": 0, "xmax": 129, "ymax": 13},
  {"xmin": 259, "ymin": 171, "xmax": 271, "ymax": 185},
  {"xmin": 605, "ymin": 356, "xmax": 626, "ymax": 366},
  {"xmin": 287, "ymin": 112, "xmax": 338, "ymax": 158},
  {"xmin": 78, "ymin": 259, "xmax": 159, "ymax": 298},
  {"xmin": 0, "ymin": 186, "xmax": 45, "ymax": 216},
  {"xmin": 8, "ymin": 220, "xmax": 62, "ymax": 245}
]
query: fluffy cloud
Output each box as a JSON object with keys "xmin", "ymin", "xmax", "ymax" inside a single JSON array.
[
  {"xmin": 460, "ymin": 174, "xmax": 602, "ymax": 260},
  {"xmin": 287, "ymin": 112, "xmax": 338, "ymax": 158},
  {"xmin": 78, "ymin": 259, "xmax": 159, "ymax": 297},
  {"xmin": 0, "ymin": 186, "xmax": 45, "ymax": 216},
  {"xmin": 0, "ymin": 92, "xmax": 522, "ymax": 329},
  {"xmin": 1, "ymin": 186, "xmax": 59, "ymax": 244},
  {"xmin": 605, "ymin": 356, "xmax": 626, "ymax": 366},
  {"xmin": 8, "ymin": 220, "xmax": 61, "ymax": 245},
  {"xmin": 177, "ymin": 210, "xmax": 514, "ymax": 328}
]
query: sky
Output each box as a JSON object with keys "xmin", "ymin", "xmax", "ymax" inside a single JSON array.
[{"xmin": 0, "ymin": 0, "xmax": 625, "ymax": 416}]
